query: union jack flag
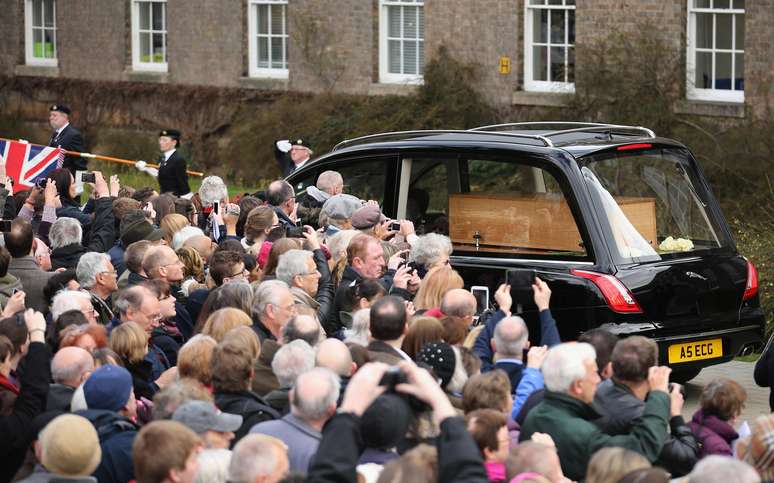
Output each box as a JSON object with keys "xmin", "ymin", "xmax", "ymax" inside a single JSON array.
[{"xmin": 0, "ymin": 140, "xmax": 63, "ymax": 193}]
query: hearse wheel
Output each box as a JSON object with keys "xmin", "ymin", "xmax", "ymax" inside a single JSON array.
[{"xmin": 670, "ymin": 367, "xmax": 701, "ymax": 384}]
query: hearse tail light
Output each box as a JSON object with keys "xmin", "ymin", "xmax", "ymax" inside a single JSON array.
[
  {"xmin": 743, "ymin": 260, "xmax": 759, "ymax": 301},
  {"xmin": 570, "ymin": 269, "xmax": 643, "ymax": 314},
  {"xmin": 616, "ymin": 143, "xmax": 652, "ymax": 151}
]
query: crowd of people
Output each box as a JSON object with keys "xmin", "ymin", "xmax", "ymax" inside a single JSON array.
[{"xmin": 1, "ymin": 131, "xmax": 774, "ymax": 483}]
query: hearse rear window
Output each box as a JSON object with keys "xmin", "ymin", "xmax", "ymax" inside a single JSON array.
[
  {"xmin": 404, "ymin": 157, "xmax": 588, "ymax": 258},
  {"xmin": 581, "ymin": 147, "xmax": 729, "ymax": 263}
]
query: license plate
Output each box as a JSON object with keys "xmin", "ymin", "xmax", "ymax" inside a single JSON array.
[{"xmin": 668, "ymin": 338, "xmax": 723, "ymax": 363}]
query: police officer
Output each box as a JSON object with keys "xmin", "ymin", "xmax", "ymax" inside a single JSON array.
[
  {"xmin": 136, "ymin": 129, "xmax": 191, "ymax": 197},
  {"xmin": 48, "ymin": 104, "xmax": 86, "ymax": 174}
]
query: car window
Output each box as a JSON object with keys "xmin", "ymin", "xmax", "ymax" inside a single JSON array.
[
  {"xmin": 336, "ymin": 159, "xmax": 388, "ymax": 206},
  {"xmin": 404, "ymin": 155, "xmax": 588, "ymax": 258},
  {"xmin": 290, "ymin": 169, "xmax": 318, "ymax": 197}
]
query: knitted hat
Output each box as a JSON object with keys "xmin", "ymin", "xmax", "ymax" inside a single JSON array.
[
  {"xmin": 416, "ymin": 341, "xmax": 456, "ymax": 389},
  {"xmin": 351, "ymin": 205, "xmax": 386, "ymax": 230},
  {"xmin": 39, "ymin": 414, "xmax": 102, "ymax": 477},
  {"xmin": 83, "ymin": 364, "xmax": 133, "ymax": 412},
  {"xmin": 361, "ymin": 394, "xmax": 412, "ymax": 450}
]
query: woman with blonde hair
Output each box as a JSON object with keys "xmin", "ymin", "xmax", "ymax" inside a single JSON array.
[
  {"xmin": 221, "ymin": 325, "xmax": 261, "ymax": 362},
  {"xmin": 161, "ymin": 213, "xmax": 191, "ymax": 245},
  {"xmin": 413, "ymin": 266, "xmax": 464, "ymax": 312},
  {"xmin": 201, "ymin": 308, "xmax": 252, "ymax": 342},
  {"xmin": 177, "ymin": 334, "xmax": 217, "ymax": 389},
  {"xmin": 110, "ymin": 321, "xmax": 154, "ymax": 400},
  {"xmin": 585, "ymin": 447, "xmax": 650, "ymax": 483}
]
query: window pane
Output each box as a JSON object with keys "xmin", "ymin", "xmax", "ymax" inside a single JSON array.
[
  {"xmin": 404, "ymin": 6, "xmax": 417, "ymax": 38},
  {"xmin": 388, "ymin": 40, "xmax": 401, "ymax": 73},
  {"xmin": 388, "ymin": 6, "xmax": 401, "ymax": 37},
  {"xmin": 33, "ymin": 0, "xmax": 42, "ymax": 27},
  {"xmin": 550, "ymin": 46, "xmax": 565, "ymax": 81},
  {"xmin": 695, "ymin": 13, "xmax": 712, "ymax": 49},
  {"xmin": 733, "ymin": 0, "xmax": 745, "ymax": 8},
  {"xmin": 533, "ymin": 9, "xmax": 548, "ymax": 43},
  {"xmin": 529, "ymin": 0, "xmax": 545, "ymax": 4},
  {"xmin": 550, "ymin": 9, "xmax": 565, "ymax": 43},
  {"xmin": 714, "ymin": 0, "xmax": 730, "ymax": 8},
  {"xmin": 568, "ymin": 11, "xmax": 575, "ymax": 44},
  {"xmin": 271, "ymin": 5, "xmax": 284, "ymax": 35},
  {"xmin": 694, "ymin": 0, "xmax": 710, "ymax": 7},
  {"xmin": 418, "ymin": 7, "xmax": 424, "ymax": 38},
  {"xmin": 43, "ymin": 29, "xmax": 55, "ymax": 58},
  {"xmin": 258, "ymin": 37, "xmax": 269, "ymax": 67},
  {"xmin": 716, "ymin": 13, "xmax": 732, "ymax": 49},
  {"xmin": 695, "ymin": 51, "xmax": 712, "ymax": 88},
  {"xmin": 567, "ymin": 46, "xmax": 575, "ymax": 82},
  {"xmin": 44, "ymin": 0, "xmax": 54, "ymax": 28},
  {"xmin": 257, "ymin": 5, "xmax": 268, "ymax": 34},
  {"xmin": 533, "ymin": 46, "xmax": 547, "ymax": 81},
  {"xmin": 735, "ymin": 14, "xmax": 744, "ymax": 49},
  {"xmin": 734, "ymin": 53, "xmax": 744, "ymax": 90},
  {"xmin": 715, "ymin": 52, "xmax": 732, "ymax": 89},
  {"xmin": 271, "ymin": 37, "xmax": 283, "ymax": 68},
  {"xmin": 140, "ymin": 2, "xmax": 150, "ymax": 30},
  {"xmin": 152, "ymin": 2, "xmax": 163, "ymax": 31},
  {"xmin": 153, "ymin": 33, "xmax": 164, "ymax": 62},
  {"xmin": 404, "ymin": 40, "xmax": 417, "ymax": 74},
  {"xmin": 140, "ymin": 32, "xmax": 151, "ymax": 61},
  {"xmin": 33, "ymin": 29, "xmax": 43, "ymax": 57},
  {"xmin": 548, "ymin": 0, "xmax": 563, "ymax": 4}
]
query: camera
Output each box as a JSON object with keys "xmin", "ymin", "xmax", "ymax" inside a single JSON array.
[
  {"xmin": 80, "ymin": 172, "xmax": 96, "ymax": 184},
  {"xmin": 35, "ymin": 178, "xmax": 47, "ymax": 189},
  {"xmin": 379, "ymin": 367, "xmax": 430, "ymax": 413},
  {"xmin": 285, "ymin": 224, "xmax": 305, "ymax": 238},
  {"xmin": 668, "ymin": 382, "xmax": 686, "ymax": 397},
  {"xmin": 389, "ymin": 221, "xmax": 401, "ymax": 231}
]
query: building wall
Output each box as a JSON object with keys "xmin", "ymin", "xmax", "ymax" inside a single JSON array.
[
  {"xmin": 745, "ymin": 0, "xmax": 774, "ymax": 119},
  {"xmin": 0, "ymin": 0, "xmax": 22, "ymax": 73}
]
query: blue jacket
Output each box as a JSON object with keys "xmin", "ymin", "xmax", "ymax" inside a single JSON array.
[{"xmin": 78, "ymin": 409, "xmax": 138, "ymax": 483}]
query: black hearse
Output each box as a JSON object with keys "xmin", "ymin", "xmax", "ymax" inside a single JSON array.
[{"xmin": 287, "ymin": 122, "xmax": 764, "ymax": 382}]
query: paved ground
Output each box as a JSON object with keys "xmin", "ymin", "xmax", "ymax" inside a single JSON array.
[{"xmin": 681, "ymin": 360, "xmax": 770, "ymax": 423}]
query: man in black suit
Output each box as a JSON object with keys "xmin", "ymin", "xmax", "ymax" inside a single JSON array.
[
  {"xmin": 274, "ymin": 138, "xmax": 313, "ymax": 177},
  {"xmin": 48, "ymin": 104, "xmax": 86, "ymax": 174},
  {"xmin": 135, "ymin": 129, "xmax": 192, "ymax": 197}
]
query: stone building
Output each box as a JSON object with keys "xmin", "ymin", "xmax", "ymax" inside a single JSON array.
[{"xmin": 1, "ymin": 0, "xmax": 771, "ymax": 121}]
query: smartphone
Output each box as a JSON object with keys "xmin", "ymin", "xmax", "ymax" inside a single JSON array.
[
  {"xmin": 389, "ymin": 221, "xmax": 401, "ymax": 231},
  {"xmin": 212, "ymin": 200, "xmax": 220, "ymax": 215},
  {"xmin": 507, "ymin": 269, "xmax": 538, "ymax": 307},
  {"xmin": 80, "ymin": 172, "xmax": 96, "ymax": 183},
  {"xmin": 471, "ymin": 286, "xmax": 490, "ymax": 314},
  {"xmin": 35, "ymin": 178, "xmax": 47, "ymax": 189},
  {"xmin": 0, "ymin": 220, "xmax": 12, "ymax": 232}
]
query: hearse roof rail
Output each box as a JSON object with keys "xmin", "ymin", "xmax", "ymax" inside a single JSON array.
[
  {"xmin": 471, "ymin": 122, "xmax": 657, "ymax": 141},
  {"xmin": 332, "ymin": 130, "xmax": 554, "ymax": 151}
]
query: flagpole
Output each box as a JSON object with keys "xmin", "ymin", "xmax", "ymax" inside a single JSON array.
[{"xmin": 0, "ymin": 137, "xmax": 204, "ymax": 177}]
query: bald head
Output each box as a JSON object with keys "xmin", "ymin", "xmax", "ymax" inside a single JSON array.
[
  {"xmin": 142, "ymin": 245, "xmax": 174, "ymax": 276},
  {"xmin": 441, "ymin": 289, "xmax": 477, "ymax": 318},
  {"xmin": 316, "ymin": 338, "xmax": 354, "ymax": 377},
  {"xmin": 183, "ymin": 235, "xmax": 215, "ymax": 263},
  {"xmin": 493, "ymin": 316, "xmax": 529, "ymax": 358},
  {"xmin": 51, "ymin": 346, "xmax": 95, "ymax": 387},
  {"xmin": 317, "ymin": 171, "xmax": 344, "ymax": 196},
  {"xmin": 290, "ymin": 368, "xmax": 341, "ymax": 423},
  {"xmin": 282, "ymin": 314, "xmax": 321, "ymax": 346}
]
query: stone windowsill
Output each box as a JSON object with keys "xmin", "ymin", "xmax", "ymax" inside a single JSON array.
[
  {"xmin": 511, "ymin": 90, "xmax": 573, "ymax": 107},
  {"xmin": 15, "ymin": 64, "xmax": 59, "ymax": 78},
  {"xmin": 368, "ymin": 83, "xmax": 419, "ymax": 96},
  {"xmin": 673, "ymin": 99, "xmax": 745, "ymax": 118},
  {"xmin": 123, "ymin": 70, "xmax": 169, "ymax": 83},
  {"xmin": 238, "ymin": 77, "xmax": 289, "ymax": 91}
]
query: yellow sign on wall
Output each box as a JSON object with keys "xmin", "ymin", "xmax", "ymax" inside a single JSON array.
[{"xmin": 499, "ymin": 56, "xmax": 511, "ymax": 75}]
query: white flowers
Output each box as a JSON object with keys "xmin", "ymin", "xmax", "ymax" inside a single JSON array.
[{"xmin": 659, "ymin": 236, "xmax": 695, "ymax": 252}]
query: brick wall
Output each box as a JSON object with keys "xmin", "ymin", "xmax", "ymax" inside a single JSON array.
[
  {"xmin": 744, "ymin": 0, "xmax": 774, "ymax": 118},
  {"xmin": 167, "ymin": 0, "xmax": 243, "ymax": 87},
  {"xmin": 0, "ymin": 0, "xmax": 22, "ymax": 73}
]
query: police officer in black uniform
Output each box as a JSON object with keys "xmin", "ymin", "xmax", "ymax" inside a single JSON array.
[
  {"xmin": 48, "ymin": 104, "xmax": 86, "ymax": 174},
  {"xmin": 137, "ymin": 129, "xmax": 191, "ymax": 197}
]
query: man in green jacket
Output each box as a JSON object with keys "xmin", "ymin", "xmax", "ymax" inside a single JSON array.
[{"xmin": 519, "ymin": 342, "xmax": 671, "ymax": 482}]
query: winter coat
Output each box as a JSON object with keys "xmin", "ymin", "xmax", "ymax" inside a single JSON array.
[
  {"xmin": 17, "ymin": 465, "xmax": 96, "ymax": 483},
  {"xmin": 520, "ymin": 390, "xmax": 670, "ymax": 482},
  {"xmin": 688, "ymin": 409, "xmax": 739, "ymax": 457},
  {"xmin": 290, "ymin": 248, "xmax": 335, "ymax": 331},
  {"xmin": 77, "ymin": 409, "xmax": 138, "ymax": 483},
  {"xmin": 754, "ymin": 342, "xmax": 774, "ymax": 411},
  {"xmin": 53, "ymin": 197, "xmax": 116, "ymax": 270},
  {"xmin": 46, "ymin": 383, "xmax": 75, "ymax": 412},
  {"xmin": 214, "ymin": 390, "xmax": 280, "ymax": 444}
]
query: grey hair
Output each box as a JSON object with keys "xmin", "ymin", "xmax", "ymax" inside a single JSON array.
[
  {"xmin": 271, "ymin": 339, "xmax": 315, "ymax": 388},
  {"xmin": 343, "ymin": 308, "xmax": 370, "ymax": 346},
  {"xmin": 194, "ymin": 449, "xmax": 231, "ymax": 483},
  {"xmin": 326, "ymin": 230, "xmax": 359, "ymax": 263},
  {"xmin": 688, "ymin": 455, "xmax": 760, "ymax": 483},
  {"xmin": 76, "ymin": 252, "xmax": 110, "ymax": 289},
  {"xmin": 228, "ymin": 434, "xmax": 287, "ymax": 483},
  {"xmin": 282, "ymin": 315, "xmax": 321, "ymax": 347},
  {"xmin": 291, "ymin": 368, "xmax": 341, "ymax": 421},
  {"xmin": 49, "ymin": 217, "xmax": 82, "ymax": 249},
  {"xmin": 173, "ymin": 226, "xmax": 205, "ymax": 250},
  {"xmin": 113, "ymin": 286, "xmax": 148, "ymax": 316},
  {"xmin": 50, "ymin": 290, "xmax": 91, "ymax": 322},
  {"xmin": 316, "ymin": 170, "xmax": 343, "ymax": 194},
  {"xmin": 410, "ymin": 233, "xmax": 452, "ymax": 268},
  {"xmin": 493, "ymin": 316, "xmax": 529, "ymax": 358},
  {"xmin": 198, "ymin": 176, "xmax": 228, "ymax": 208},
  {"xmin": 51, "ymin": 347, "xmax": 94, "ymax": 385},
  {"xmin": 542, "ymin": 342, "xmax": 596, "ymax": 394},
  {"xmin": 446, "ymin": 346, "xmax": 468, "ymax": 394},
  {"xmin": 252, "ymin": 280, "xmax": 290, "ymax": 320},
  {"xmin": 275, "ymin": 249, "xmax": 314, "ymax": 285}
]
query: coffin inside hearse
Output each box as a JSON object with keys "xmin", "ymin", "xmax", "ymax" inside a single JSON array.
[{"xmin": 448, "ymin": 193, "xmax": 657, "ymax": 255}]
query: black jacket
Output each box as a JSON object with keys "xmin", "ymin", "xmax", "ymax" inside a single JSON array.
[
  {"xmin": 594, "ymin": 378, "xmax": 699, "ymax": 476},
  {"xmin": 158, "ymin": 150, "xmax": 191, "ymax": 196},
  {"xmin": 49, "ymin": 124, "xmax": 86, "ymax": 173},
  {"xmin": 0, "ymin": 342, "xmax": 51, "ymax": 483},
  {"xmin": 78, "ymin": 409, "xmax": 138, "ymax": 483},
  {"xmin": 214, "ymin": 390, "xmax": 280, "ymax": 445},
  {"xmin": 332, "ymin": 265, "xmax": 397, "ymax": 335},
  {"xmin": 46, "ymin": 383, "xmax": 75, "ymax": 412},
  {"xmin": 51, "ymin": 197, "xmax": 116, "ymax": 270},
  {"xmin": 754, "ymin": 341, "xmax": 774, "ymax": 411},
  {"xmin": 306, "ymin": 413, "xmax": 488, "ymax": 483}
]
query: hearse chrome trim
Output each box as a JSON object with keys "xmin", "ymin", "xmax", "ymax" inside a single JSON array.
[
  {"xmin": 332, "ymin": 130, "xmax": 554, "ymax": 151},
  {"xmin": 651, "ymin": 325, "xmax": 761, "ymax": 342},
  {"xmin": 470, "ymin": 122, "xmax": 657, "ymax": 139}
]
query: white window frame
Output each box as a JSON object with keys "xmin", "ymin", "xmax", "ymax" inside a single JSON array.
[
  {"xmin": 131, "ymin": 0, "xmax": 168, "ymax": 72},
  {"xmin": 523, "ymin": 0, "xmax": 575, "ymax": 93},
  {"xmin": 686, "ymin": 0, "xmax": 744, "ymax": 103},
  {"xmin": 247, "ymin": 0, "xmax": 289, "ymax": 79},
  {"xmin": 379, "ymin": 0, "xmax": 425, "ymax": 85},
  {"xmin": 24, "ymin": 0, "xmax": 58, "ymax": 67}
]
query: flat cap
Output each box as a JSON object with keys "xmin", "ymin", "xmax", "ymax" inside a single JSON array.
[
  {"xmin": 321, "ymin": 194, "xmax": 362, "ymax": 221},
  {"xmin": 351, "ymin": 204, "xmax": 386, "ymax": 229}
]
